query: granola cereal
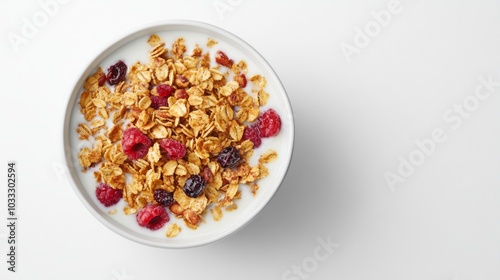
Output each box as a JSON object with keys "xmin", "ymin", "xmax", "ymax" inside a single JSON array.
[{"xmin": 76, "ymin": 34, "xmax": 281, "ymax": 237}]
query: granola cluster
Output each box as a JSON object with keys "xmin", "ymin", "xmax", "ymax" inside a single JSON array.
[{"xmin": 77, "ymin": 34, "xmax": 279, "ymax": 237}]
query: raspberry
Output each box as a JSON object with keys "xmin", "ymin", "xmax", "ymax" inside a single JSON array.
[
  {"xmin": 215, "ymin": 50, "xmax": 234, "ymax": 68},
  {"xmin": 154, "ymin": 189, "xmax": 175, "ymax": 207},
  {"xmin": 106, "ymin": 60, "xmax": 127, "ymax": 85},
  {"xmin": 150, "ymin": 95, "xmax": 169, "ymax": 109},
  {"xmin": 242, "ymin": 125, "xmax": 262, "ymax": 148},
  {"xmin": 121, "ymin": 127, "xmax": 152, "ymax": 160},
  {"xmin": 95, "ymin": 183, "xmax": 122, "ymax": 207},
  {"xmin": 257, "ymin": 109, "xmax": 281, "ymax": 138},
  {"xmin": 136, "ymin": 205, "xmax": 169, "ymax": 230},
  {"xmin": 216, "ymin": 146, "xmax": 241, "ymax": 168},
  {"xmin": 160, "ymin": 139, "xmax": 186, "ymax": 160},
  {"xmin": 183, "ymin": 174, "xmax": 206, "ymax": 198},
  {"xmin": 156, "ymin": 84, "xmax": 174, "ymax": 97}
]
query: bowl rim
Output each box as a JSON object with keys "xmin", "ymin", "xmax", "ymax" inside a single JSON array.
[{"xmin": 63, "ymin": 19, "xmax": 295, "ymax": 249}]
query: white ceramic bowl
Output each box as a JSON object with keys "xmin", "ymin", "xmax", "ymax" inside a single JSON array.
[{"xmin": 63, "ymin": 20, "xmax": 294, "ymax": 248}]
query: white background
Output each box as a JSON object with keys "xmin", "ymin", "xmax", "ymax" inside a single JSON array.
[{"xmin": 1, "ymin": 0, "xmax": 500, "ymax": 279}]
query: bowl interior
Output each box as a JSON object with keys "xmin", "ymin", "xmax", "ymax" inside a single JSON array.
[{"xmin": 63, "ymin": 20, "xmax": 294, "ymax": 248}]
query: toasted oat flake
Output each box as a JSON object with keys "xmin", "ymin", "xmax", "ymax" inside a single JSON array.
[
  {"xmin": 107, "ymin": 124, "xmax": 122, "ymax": 143},
  {"xmin": 226, "ymin": 203, "xmax": 238, "ymax": 212},
  {"xmin": 250, "ymin": 74, "xmax": 267, "ymax": 89},
  {"xmin": 151, "ymin": 125, "xmax": 168, "ymax": 139},
  {"xmin": 229, "ymin": 121, "xmax": 245, "ymax": 141},
  {"xmin": 247, "ymin": 107, "xmax": 260, "ymax": 122},
  {"xmin": 211, "ymin": 206, "xmax": 223, "ymax": 221},
  {"xmin": 220, "ymin": 81, "xmax": 239, "ymax": 96},
  {"xmin": 250, "ymin": 183, "xmax": 259, "ymax": 196},
  {"xmin": 166, "ymin": 223, "xmax": 181, "ymax": 238},
  {"xmin": 77, "ymin": 123, "xmax": 92, "ymax": 140},
  {"xmin": 92, "ymin": 98, "xmax": 107, "ymax": 108},
  {"xmin": 207, "ymin": 38, "xmax": 218, "ymax": 47},
  {"xmin": 147, "ymin": 143, "xmax": 162, "ymax": 164},
  {"xmin": 124, "ymin": 206, "xmax": 137, "ymax": 215},
  {"xmin": 259, "ymin": 150, "xmax": 278, "ymax": 163},
  {"xmin": 172, "ymin": 38, "xmax": 186, "ymax": 59},
  {"xmin": 90, "ymin": 118, "xmax": 105, "ymax": 129},
  {"xmin": 162, "ymin": 160, "xmax": 177, "ymax": 176},
  {"xmin": 169, "ymin": 99, "xmax": 188, "ymax": 117},
  {"xmin": 255, "ymin": 89, "xmax": 270, "ymax": 106},
  {"xmin": 147, "ymin": 34, "xmax": 162, "ymax": 46},
  {"xmin": 138, "ymin": 96, "xmax": 152, "ymax": 110},
  {"xmin": 225, "ymin": 183, "xmax": 239, "ymax": 200}
]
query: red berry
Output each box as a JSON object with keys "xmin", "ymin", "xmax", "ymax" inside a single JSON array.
[
  {"xmin": 216, "ymin": 146, "xmax": 241, "ymax": 168},
  {"xmin": 150, "ymin": 95, "xmax": 169, "ymax": 109},
  {"xmin": 106, "ymin": 60, "xmax": 127, "ymax": 85},
  {"xmin": 98, "ymin": 74, "xmax": 107, "ymax": 86},
  {"xmin": 242, "ymin": 125, "xmax": 262, "ymax": 148},
  {"xmin": 183, "ymin": 174, "xmax": 207, "ymax": 198},
  {"xmin": 136, "ymin": 205, "xmax": 169, "ymax": 230},
  {"xmin": 257, "ymin": 109, "xmax": 281, "ymax": 138},
  {"xmin": 154, "ymin": 189, "xmax": 175, "ymax": 207},
  {"xmin": 121, "ymin": 127, "xmax": 152, "ymax": 160},
  {"xmin": 234, "ymin": 74, "xmax": 247, "ymax": 88},
  {"xmin": 215, "ymin": 50, "xmax": 234, "ymax": 68},
  {"xmin": 202, "ymin": 167, "xmax": 214, "ymax": 183},
  {"xmin": 156, "ymin": 84, "xmax": 174, "ymax": 97},
  {"xmin": 95, "ymin": 183, "xmax": 122, "ymax": 207},
  {"xmin": 160, "ymin": 139, "xmax": 186, "ymax": 160}
]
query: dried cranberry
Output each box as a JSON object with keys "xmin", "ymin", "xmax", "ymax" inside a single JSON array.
[
  {"xmin": 150, "ymin": 96, "xmax": 169, "ymax": 109},
  {"xmin": 242, "ymin": 125, "xmax": 262, "ymax": 148},
  {"xmin": 136, "ymin": 205, "xmax": 169, "ymax": 230},
  {"xmin": 215, "ymin": 50, "xmax": 234, "ymax": 68},
  {"xmin": 202, "ymin": 167, "xmax": 214, "ymax": 183},
  {"xmin": 154, "ymin": 189, "xmax": 175, "ymax": 207},
  {"xmin": 98, "ymin": 74, "xmax": 107, "ymax": 86},
  {"xmin": 160, "ymin": 139, "xmax": 186, "ymax": 160},
  {"xmin": 95, "ymin": 183, "xmax": 122, "ymax": 207},
  {"xmin": 216, "ymin": 146, "xmax": 241, "ymax": 168},
  {"xmin": 183, "ymin": 174, "xmax": 206, "ymax": 198},
  {"xmin": 234, "ymin": 74, "xmax": 247, "ymax": 88},
  {"xmin": 121, "ymin": 127, "xmax": 152, "ymax": 160},
  {"xmin": 156, "ymin": 84, "xmax": 174, "ymax": 97},
  {"xmin": 106, "ymin": 60, "xmax": 127, "ymax": 85},
  {"xmin": 257, "ymin": 109, "xmax": 281, "ymax": 138}
]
